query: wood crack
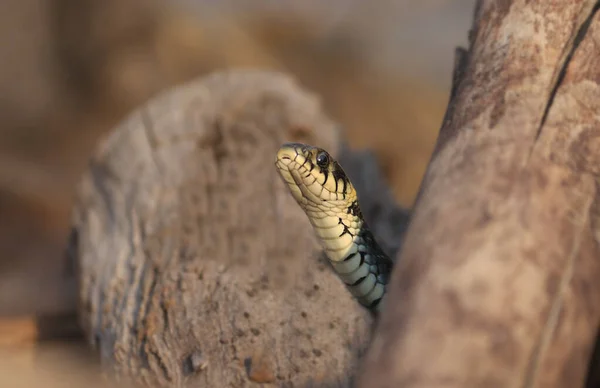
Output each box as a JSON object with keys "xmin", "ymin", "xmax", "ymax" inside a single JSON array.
[{"xmin": 531, "ymin": 2, "xmax": 600, "ymax": 151}]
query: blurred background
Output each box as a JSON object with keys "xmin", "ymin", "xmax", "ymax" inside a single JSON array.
[{"xmin": 0, "ymin": 0, "xmax": 474, "ymax": 384}]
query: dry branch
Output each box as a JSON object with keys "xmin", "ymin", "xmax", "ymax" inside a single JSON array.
[
  {"xmin": 357, "ymin": 1, "xmax": 600, "ymax": 387},
  {"xmin": 70, "ymin": 70, "xmax": 408, "ymax": 387}
]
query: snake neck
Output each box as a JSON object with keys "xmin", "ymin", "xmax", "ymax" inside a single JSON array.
[
  {"xmin": 274, "ymin": 143, "xmax": 394, "ymax": 314},
  {"xmin": 307, "ymin": 207, "xmax": 393, "ymax": 314}
]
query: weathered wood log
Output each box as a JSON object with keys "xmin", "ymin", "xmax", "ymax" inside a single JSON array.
[
  {"xmin": 357, "ymin": 1, "xmax": 600, "ymax": 387},
  {"xmin": 70, "ymin": 69, "xmax": 408, "ymax": 387}
]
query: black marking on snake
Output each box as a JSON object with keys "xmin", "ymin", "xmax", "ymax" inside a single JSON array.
[
  {"xmin": 369, "ymin": 297, "xmax": 382, "ymax": 309},
  {"xmin": 347, "ymin": 201, "xmax": 362, "ymax": 218},
  {"xmin": 320, "ymin": 169, "xmax": 329, "ymax": 185},
  {"xmin": 302, "ymin": 159, "xmax": 315, "ymax": 172},
  {"xmin": 338, "ymin": 218, "xmax": 353, "ymax": 237},
  {"xmin": 358, "ymin": 251, "xmax": 366, "ymax": 266},
  {"xmin": 350, "ymin": 274, "xmax": 368, "ymax": 287},
  {"xmin": 343, "ymin": 251, "xmax": 357, "ymax": 262},
  {"xmin": 342, "ymin": 251, "xmax": 365, "ymax": 268},
  {"xmin": 331, "ymin": 161, "xmax": 348, "ymax": 194}
]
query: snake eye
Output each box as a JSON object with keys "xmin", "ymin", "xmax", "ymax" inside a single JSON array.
[{"xmin": 316, "ymin": 151, "xmax": 329, "ymax": 168}]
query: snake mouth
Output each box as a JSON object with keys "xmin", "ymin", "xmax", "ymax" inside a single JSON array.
[{"xmin": 275, "ymin": 145, "xmax": 323, "ymax": 205}]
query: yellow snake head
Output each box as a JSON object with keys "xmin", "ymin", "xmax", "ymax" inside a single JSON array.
[
  {"xmin": 275, "ymin": 142, "xmax": 358, "ymax": 212},
  {"xmin": 275, "ymin": 142, "xmax": 363, "ymax": 262}
]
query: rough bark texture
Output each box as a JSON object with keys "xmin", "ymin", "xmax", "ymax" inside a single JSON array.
[
  {"xmin": 357, "ymin": 1, "xmax": 600, "ymax": 388},
  {"xmin": 70, "ymin": 69, "xmax": 409, "ymax": 387}
]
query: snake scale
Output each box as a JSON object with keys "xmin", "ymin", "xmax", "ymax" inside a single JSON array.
[{"xmin": 275, "ymin": 142, "xmax": 394, "ymax": 315}]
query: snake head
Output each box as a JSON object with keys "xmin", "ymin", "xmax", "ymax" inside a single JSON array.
[{"xmin": 275, "ymin": 142, "xmax": 356, "ymax": 209}]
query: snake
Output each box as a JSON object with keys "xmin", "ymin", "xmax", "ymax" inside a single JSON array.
[{"xmin": 275, "ymin": 142, "xmax": 394, "ymax": 315}]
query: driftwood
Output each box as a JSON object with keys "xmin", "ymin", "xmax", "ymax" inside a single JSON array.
[
  {"xmin": 70, "ymin": 69, "xmax": 408, "ymax": 387},
  {"xmin": 357, "ymin": 1, "xmax": 600, "ymax": 388}
]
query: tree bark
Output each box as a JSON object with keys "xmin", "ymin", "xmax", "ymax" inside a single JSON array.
[
  {"xmin": 357, "ymin": 1, "xmax": 600, "ymax": 388},
  {"xmin": 70, "ymin": 69, "xmax": 408, "ymax": 387}
]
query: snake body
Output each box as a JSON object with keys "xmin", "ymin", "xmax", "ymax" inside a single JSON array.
[{"xmin": 275, "ymin": 142, "xmax": 393, "ymax": 314}]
